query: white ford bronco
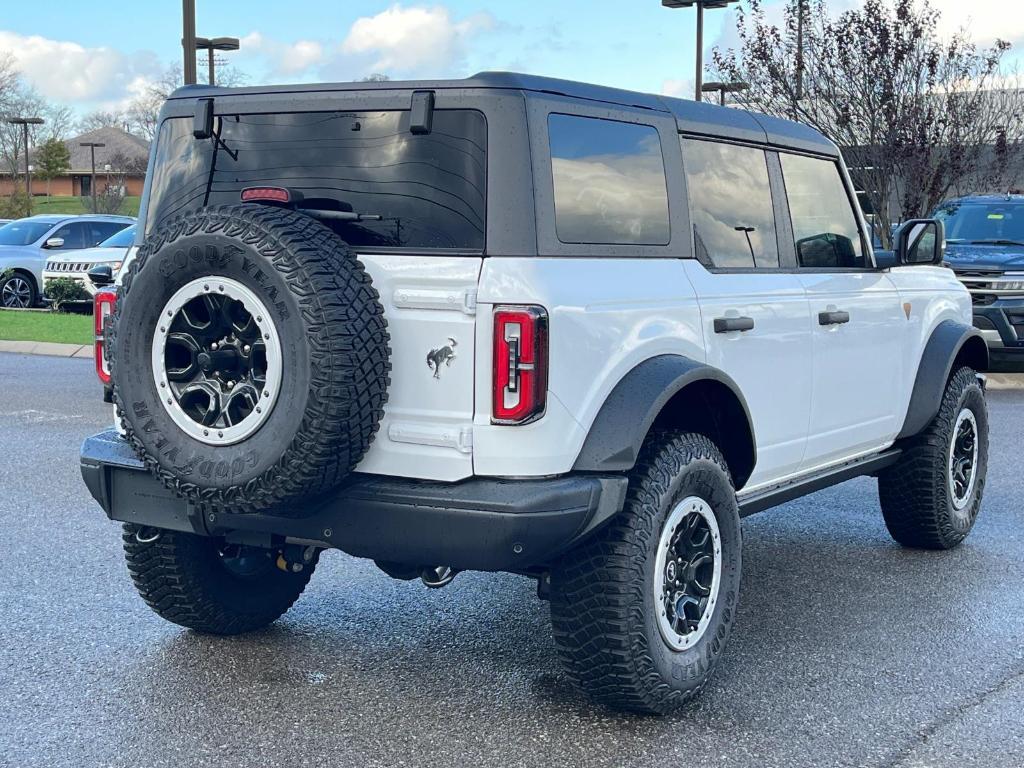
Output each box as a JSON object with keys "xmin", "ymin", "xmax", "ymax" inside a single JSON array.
[{"xmin": 80, "ymin": 73, "xmax": 989, "ymax": 714}]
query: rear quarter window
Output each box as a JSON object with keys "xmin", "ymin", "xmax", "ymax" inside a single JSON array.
[
  {"xmin": 146, "ymin": 109, "xmax": 487, "ymax": 251},
  {"xmin": 548, "ymin": 114, "xmax": 670, "ymax": 246}
]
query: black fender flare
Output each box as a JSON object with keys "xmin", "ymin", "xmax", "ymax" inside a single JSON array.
[
  {"xmin": 572, "ymin": 355, "xmax": 756, "ymax": 486},
  {"xmin": 897, "ymin": 320, "xmax": 988, "ymax": 439}
]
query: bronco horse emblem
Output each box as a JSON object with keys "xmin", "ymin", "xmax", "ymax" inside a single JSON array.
[{"xmin": 427, "ymin": 337, "xmax": 458, "ymax": 379}]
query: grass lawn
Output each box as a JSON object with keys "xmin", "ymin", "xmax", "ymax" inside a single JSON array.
[
  {"xmin": 0, "ymin": 309, "xmax": 93, "ymax": 346},
  {"xmin": 29, "ymin": 195, "xmax": 140, "ymax": 217}
]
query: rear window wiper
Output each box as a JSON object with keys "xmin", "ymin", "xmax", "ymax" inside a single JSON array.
[
  {"xmin": 970, "ymin": 239, "xmax": 1024, "ymax": 246},
  {"xmin": 301, "ymin": 208, "xmax": 383, "ymax": 223}
]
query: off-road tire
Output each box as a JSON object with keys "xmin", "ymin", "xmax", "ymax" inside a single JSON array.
[
  {"xmin": 109, "ymin": 205, "xmax": 390, "ymax": 515},
  {"xmin": 122, "ymin": 523, "xmax": 316, "ymax": 634},
  {"xmin": 549, "ymin": 432, "xmax": 742, "ymax": 714},
  {"xmin": 878, "ymin": 366, "xmax": 988, "ymax": 549}
]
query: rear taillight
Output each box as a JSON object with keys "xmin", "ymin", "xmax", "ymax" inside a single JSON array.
[
  {"xmin": 94, "ymin": 290, "xmax": 116, "ymax": 385},
  {"xmin": 492, "ymin": 305, "xmax": 548, "ymax": 425}
]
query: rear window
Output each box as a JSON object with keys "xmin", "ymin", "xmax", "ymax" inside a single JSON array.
[
  {"xmin": 548, "ymin": 114, "xmax": 670, "ymax": 245},
  {"xmin": 146, "ymin": 109, "xmax": 487, "ymax": 251}
]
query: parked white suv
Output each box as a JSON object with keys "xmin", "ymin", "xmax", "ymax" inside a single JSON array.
[
  {"xmin": 43, "ymin": 224, "xmax": 136, "ymax": 304},
  {"xmin": 80, "ymin": 73, "xmax": 989, "ymax": 714}
]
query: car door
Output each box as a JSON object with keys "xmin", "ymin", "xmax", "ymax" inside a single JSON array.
[
  {"xmin": 778, "ymin": 151, "xmax": 906, "ymax": 468},
  {"xmin": 680, "ymin": 137, "xmax": 813, "ymax": 488}
]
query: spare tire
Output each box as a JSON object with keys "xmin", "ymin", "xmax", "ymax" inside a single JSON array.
[{"xmin": 110, "ymin": 204, "xmax": 390, "ymax": 515}]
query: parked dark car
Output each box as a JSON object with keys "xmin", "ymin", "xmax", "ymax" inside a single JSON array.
[{"xmin": 935, "ymin": 194, "xmax": 1024, "ymax": 371}]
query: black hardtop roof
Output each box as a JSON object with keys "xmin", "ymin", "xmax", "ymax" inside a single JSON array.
[{"xmin": 170, "ymin": 71, "xmax": 837, "ymax": 158}]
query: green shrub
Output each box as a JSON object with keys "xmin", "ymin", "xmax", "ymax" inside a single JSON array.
[{"xmin": 45, "ymin": 277, "xmax": 90, "ymax": 312}]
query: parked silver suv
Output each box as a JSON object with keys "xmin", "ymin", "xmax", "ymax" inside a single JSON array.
[{"xmin": 0, "ymin": 214, "xmax": 134, "ymax": 308}]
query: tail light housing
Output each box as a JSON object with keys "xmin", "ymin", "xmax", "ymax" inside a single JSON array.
[
  {"xmin": 492, "ymin": 305, "xmax": 548, "ymax": 424},
  {"xmin": 94, "ymin": 290, "xmax": 117, "ymax": 385}
]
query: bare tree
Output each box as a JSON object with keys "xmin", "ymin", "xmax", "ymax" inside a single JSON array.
[
  {"xmin": 126, "ymin": 62, "xmax": 248, "ymax": 140},
  {"xmin": 77, "ymin": 109, "xmax": 128, "ymax": 134},
  {"xmin": 0, "ymin": 82, "xmax": 48, "ymax": 179},
  {"xmin": 712, "ymin": 0, "xmax": 1024, "ymax": 245}
]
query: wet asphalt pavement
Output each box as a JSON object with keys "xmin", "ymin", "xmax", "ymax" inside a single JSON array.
[{"xmin": 2, "ymin": 352, "xmax": 1023, "ymax": 768}]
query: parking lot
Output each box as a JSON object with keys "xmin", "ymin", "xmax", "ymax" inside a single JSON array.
[{"xmin": 2, "ymin": 351, "xmax": 1023, "ymax": 768}]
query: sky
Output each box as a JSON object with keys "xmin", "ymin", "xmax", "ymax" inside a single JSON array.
[{"xmin": 0, "ymin": 0, "xmax": 1021, "ymax": 117}]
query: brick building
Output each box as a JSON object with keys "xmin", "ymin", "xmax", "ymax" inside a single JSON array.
[{"xmin": 0, "ymin": 126, "xmax": 150, "ymax": 198}]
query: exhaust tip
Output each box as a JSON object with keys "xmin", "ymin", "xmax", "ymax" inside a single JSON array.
[{"xmin": 420, "ymin": 565, "xmax": 458, "ymax": 588}]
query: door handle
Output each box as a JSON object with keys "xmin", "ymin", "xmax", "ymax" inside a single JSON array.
[
  {"xmin": 818, "ymin": 310, "xmax": 851, "ymax": 326},
  {"xmin": 713, "ymin": 316, "xmax": 755, "ymax": 333}
]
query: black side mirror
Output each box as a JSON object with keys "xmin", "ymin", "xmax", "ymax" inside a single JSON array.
[
  {"xmin": 873, "ymin": 249, "xmax": 897, "ymax": 269},
  {"xmin": 87, "ymin": 264, "xmax": 114, "ymax": 288},
  {"xmin": 894, "ymin": 219, "xmax": 945, "ymax": 265}
]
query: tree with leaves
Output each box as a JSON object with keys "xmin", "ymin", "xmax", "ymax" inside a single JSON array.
[
  {"xmin": 33, "ymin": 137, "xmax": 70, "ymax": 198},
  {"xmin": 712, "ymin": 0, "xmax": 1024, "ymax": 245}
]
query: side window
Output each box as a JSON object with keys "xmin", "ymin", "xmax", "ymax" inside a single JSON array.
[
  {"xmin": 548, "ymin": 114, "xmax": 670, "ymax": 245},
  {"xmin": 89, "ymin": 222, "xmax": 127, "ymax": 246},
  {"xmin": 780, "ymin": 153, "xmax": 866, "ymax": 269},
  {"xmin": 680, "ymin": 138, "xmax": 779, "ymax": 269},
  {"xmin": 50, "ymin": 222, "xmax": 87, "ymax": 250}
]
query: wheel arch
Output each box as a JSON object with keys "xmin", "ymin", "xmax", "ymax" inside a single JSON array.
[
  {"xmin": 4, "ymin": 267, "xmax": 38, "ymax": 289},
  {"xmin": 897, "ymin": 319, "xmax": 988, "ymax": 440},
  {"xmin": 572, "ymin": 355, "xmax": 757, "ymax": 490}
]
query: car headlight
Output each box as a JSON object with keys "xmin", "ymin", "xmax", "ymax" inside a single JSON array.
[{"xmin": 96, "ymin": 260, "xmax": 123, "ymax": 272}]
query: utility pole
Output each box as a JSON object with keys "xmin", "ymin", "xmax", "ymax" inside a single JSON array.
[
  {"xmin": 80, "ymin": 141, "xmax": 105, "ymax": 212},
  {"xmin": 6, "ymin": 116, "xmax": 44, "ymax": 215},
  {"xmin": 182, "ymin": 0, "xmax": 198, "ymax": 85},
  {"xmin": 795, "ymin": 0, "xmax": 807, "ymax": 101}
]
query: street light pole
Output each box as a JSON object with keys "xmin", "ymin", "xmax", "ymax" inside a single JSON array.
[
  {"xmin": 661, "ymin": 1, "xmax": 740, "ymax": 102},
  {"xmin": 6, "ymin": 116, "xmax": 44, "ymax": 215},
  {"xmin": 701, "ymin": 80, "xmax": 750, "ymax": 106},
  {"xmin": 194, "ymin": 37, "xmax": 241, "ymax": 86},
  {"xmin": 79, "ymin": 141, "xmax": 105, "ymax": 212},
  {"xmin": 182, "ymin": 0, "xmax": 197, "ymax": 85},
  {"xmin": 695, "ymin": 3, "xmax": 705, "ymax": 102}
]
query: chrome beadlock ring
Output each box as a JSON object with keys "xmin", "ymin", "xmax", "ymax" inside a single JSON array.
[
  {"xmin": 654, "ymin": 495, "xmax": 723, "ymax": 651},
  {"xmin": 151, "ymin": 277, "xmax": 283, "ymax": 446},
  {"xmin": 948, "ymin": 407, "xmax": 979, "ymax": 513}
]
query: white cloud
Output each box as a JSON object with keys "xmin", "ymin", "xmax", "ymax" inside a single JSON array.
[
  {"xmin": 929, "ymin": 0, "xmax": 1024, "ymax": 45},
  {"xmin": 341, "ymin": 4, "xmax": 495, "ymax": 75},
  {"xmin": 240, "ymin": 31, "xmax": 326, "ymax": 77},
  {"xmin": 662, "ymin": 78, "xmax": 695, "ymax": 99},
  {"xmin": 716, "ymin": 1, "xmax": 1024, "ymax": 50},
  {"xmin": 0, "ymin": 31, "xmax": 161, "ymax": 105}
]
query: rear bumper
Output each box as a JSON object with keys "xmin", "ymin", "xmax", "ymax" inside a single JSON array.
[{"xmin": 80, "ymin": 430, "xmax": 628, "ymax": 572}]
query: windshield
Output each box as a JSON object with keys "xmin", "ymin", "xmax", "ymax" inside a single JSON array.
[
  {"xmin": 99, "ymin": 224, "xmax": 136, "ymax": 248},
  {"xmin": 934, "ymin": 201, "xmax": 1024, "ymax": 245},
  {"xmin": 0, "ymin": 220, "xmax": 53, "ymax": 246}
]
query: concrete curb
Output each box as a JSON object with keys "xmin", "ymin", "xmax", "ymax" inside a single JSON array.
[
  {"xmin": 985, "ymin": 374, "xmax": 1024, "ymax": 391},
  {"xmin": 0, "ymin": 340, "xmax": 93, "ymax": 358}
]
